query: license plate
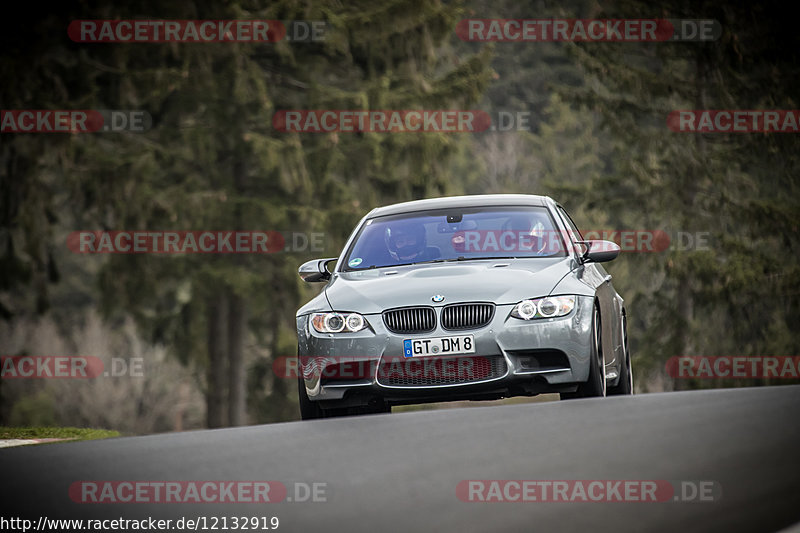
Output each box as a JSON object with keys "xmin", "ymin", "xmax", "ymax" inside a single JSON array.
[{"xmin": 403, "ymin": 335, "xmax": 475, "ymax": 357}]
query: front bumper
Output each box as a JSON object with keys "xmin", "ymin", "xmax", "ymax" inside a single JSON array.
[{"xmin": 296, "ymin": 295, "xmax": 594, "ymax": 408}]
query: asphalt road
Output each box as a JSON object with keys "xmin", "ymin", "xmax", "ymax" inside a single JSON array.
[{"xmin": 2, "ymin": 385, "xmax": 799, "ymax": 533}]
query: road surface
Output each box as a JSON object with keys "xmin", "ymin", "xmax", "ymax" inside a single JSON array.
[{"xmin": 2, "ymin": 385, "xmax": 799, "ymax": 532}]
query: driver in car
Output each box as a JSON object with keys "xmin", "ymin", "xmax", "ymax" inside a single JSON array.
[
  {"xmin": 502, "ymin": 214, "xmax": 552, "ymax": 254},
  {"xmin": 385, "ymin": 223, "xmax": 439, "ymax": 263}
]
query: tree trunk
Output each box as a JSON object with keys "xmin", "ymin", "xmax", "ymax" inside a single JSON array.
[
  {"xmin": 226, "ymin": 157, "xmax": 249, "ymax": 426},
  {"xmin": 206, "ymin": 291, "xmax": 228, "ymax": 428},
  {"xmin": 675, "ymin": 46, "xmax": 709, "ymax": 390},
  {"xmin": 228, "ymin": 291, "xmax": 247, "ymax": 426},
  {"xmin": 269, "ymin": 302, "xmax": 291, "ymax": 420}
]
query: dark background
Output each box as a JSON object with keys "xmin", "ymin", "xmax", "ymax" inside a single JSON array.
[{"xmin": 1, "ymin": 0, "xmax": 798, "ymax": 433}]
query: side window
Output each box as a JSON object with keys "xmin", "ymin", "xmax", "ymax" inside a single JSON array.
[{"xmin": 556, "ymin": 206, "xmax": 583, "ymax": 243}]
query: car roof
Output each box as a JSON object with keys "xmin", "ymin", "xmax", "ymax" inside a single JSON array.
[{"xmin": 366, "ymin": 194, "xmax": 551, "ymax": 218}]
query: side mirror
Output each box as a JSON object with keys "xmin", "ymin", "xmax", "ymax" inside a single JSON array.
[
  {"xmin": 298, "ymin": 257, "xmax": 337, "ymax": 282},
  {"xmin": 577, "ymin": 240, "xmax": 620, "ymax": 263}
]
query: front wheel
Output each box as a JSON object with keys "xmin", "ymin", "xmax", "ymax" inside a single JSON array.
[
  {"xmin": 298, "ymin": 376, "xmax": 328, "ymax": 420},
  {"xmin": 298, "ymin": 376, "xmax": 390, "ymax": 419},
  {"xmin": 561, "ymin": 303, "xmax": 606, "ymax": 400},
  {"xmin": 608, "ymin": 313, "xmax": 633, "ymax": 395}
]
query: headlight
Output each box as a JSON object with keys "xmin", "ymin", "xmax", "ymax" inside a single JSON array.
[
  {"xmin": 311, "ymin": 312, "xmax": 369, "ymax": 333},
  {"xmin": 511, "ymin": 296, "xmax": 575, "ymax": 320}
]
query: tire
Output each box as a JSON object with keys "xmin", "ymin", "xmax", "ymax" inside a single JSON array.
[
  {"xmin": 608, "ymin": 313, "xmax": 633, "ymax": 395},
  {"xmin": 561, "ymin": 303, "xmax": 606, "ymax": 400},
  {"xmin": 298, "ymin": 375, "xmax": 390, "ymax": 419},
  {"xmin": 298, "ymin": 375, "xmax": 325, "ymax": 420}
]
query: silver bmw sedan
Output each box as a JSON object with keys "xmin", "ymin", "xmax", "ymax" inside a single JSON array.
[{"xmin": 295, "ymin": 194, "xmax": 632, "ymax": 419}]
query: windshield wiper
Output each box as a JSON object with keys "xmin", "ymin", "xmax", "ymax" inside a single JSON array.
[
  {"xmin": 349, "ymin": 256, "xmax": 523, "ymax": 270},
  {"xmin": 448, "ymin": 256, "xmax": 519, "ymax": 262},
  {"xmin": 410, "ymin": 258, "xmax": 450, "ymax": 265},
  {"xmin": 410, "ymin": 256, "xmax": 519, "ymax": 265}
]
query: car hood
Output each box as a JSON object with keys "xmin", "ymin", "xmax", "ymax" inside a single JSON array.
[{"xmin": 324, "ymin": 258, "xmax": 575, "ymax": 314}]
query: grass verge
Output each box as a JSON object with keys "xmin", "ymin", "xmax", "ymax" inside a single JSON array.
[{"xmin": 0, "ymin": 426, "xmax": 120, "ymax": 442}]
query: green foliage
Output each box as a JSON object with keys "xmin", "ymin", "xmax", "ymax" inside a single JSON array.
[
  {"xmin": 556, "ymin": 0, "xmax": 800, "ymax": 385},
  {"xmin": 0, "ymin": 425, "xmax": 119, "ymax": 441},
  {"xmin": 2, "ymin": 0, "xmax": 797, "ymax": 429},
  {"xmin": 7, "ymin": 391, "xmax": 57, "ymax": 428},
  {"xmin": 1, "ymin": 0, "xmax": 493, "ymax": 425}
]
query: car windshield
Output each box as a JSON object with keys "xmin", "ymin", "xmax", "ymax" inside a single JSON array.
[{"xmin": 342, "ymin": 206, "xmax": 567, "ymax": 270}]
